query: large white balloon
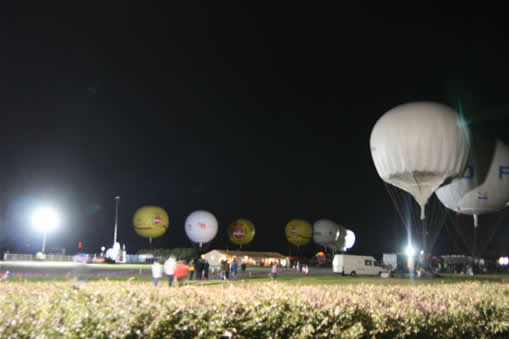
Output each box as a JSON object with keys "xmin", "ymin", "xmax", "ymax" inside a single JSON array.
[
  {"xmin": 184, "ymin": 210, "xmax": 218, "ymax": 247},
  {"xmin": 313, "ymin": 219, "xmax": 339, "ymax": 247},
  {"xmin": 436, "ymin": 139, "xmax": 509, "ymax": 226},
  {"xmin": 370, "ymin": 102, "xmax": 470, "ymax": 219},
  {"xmin": 327, "ymin": 224, "xmax": 346, "ymax": 252},
  {"xmin": 343, "ymin": 229, "xmax": 356, "ymax": 250}
]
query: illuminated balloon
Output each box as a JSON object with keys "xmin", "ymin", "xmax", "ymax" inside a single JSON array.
[
  {"xmin": 228, "ymin": 218, "xmax": 255, "ymax": 247},
  {"xmin": 313, "ymin": 219, "xmax": 338, "ymax": 247},
  {"xmin": 436, "ymin": 139, "xmax": 509, "ymax": 226},
  {"xmin": 132, "ymin": 206, "xmax": 169, "ymax": 243},
  {"xmin": 343, "ymin": 229, "xmax": 356, "ymax": 250},
  {"xmin": 185, "ymin": 210, "xmax": 218, "ymax": 247},
  {"xmin": 285, "ymin": 219, "xmax": 312, "ymax": 247},
  {"xmin": 327, "ymin": 224, "xmax": 346, "ymax": 253},
  {"xmin": 370, "ymin": 102, "xmax": 470, "ymax": 219}
]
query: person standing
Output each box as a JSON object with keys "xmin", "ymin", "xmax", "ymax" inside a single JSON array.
[
  {"xmin": 152, "ymin": 259, "xmax": 163, "ymax": 286},
  {"xmin": 164, "ymin": 255, "xmax": 177, "ymax": 287},
  {"xmin": 220, "ymin": 260, "xmax": 227, "ymax": 280},
  {"xmin": 271, "ymin": 262, "xmax": 278, "ymax": 280},
  {"xmin": 218, "ymin": 260, "xmax": 224, "ymax": 280},
  {"xmin": 195, "ymin": 259, "xmax": 203, "ymax": 281},
  {"xmin": 231, "ymin": 259, "xmax": 238, "ymax": 280},
  {"xmin": 188, "ymin": 259, "xmax": 195, "ymax": 280},
  {"xmin": 203, "ymin": 260, "xmax": 209, "ymax": 280},
  {"xmin": 224, "ymin": 261, "xmax": 230, "ymax": 280}
]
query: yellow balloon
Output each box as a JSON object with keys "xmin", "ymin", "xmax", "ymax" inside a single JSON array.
[
  {"xmin": 228, "ymin": 218, "xmax": 255, "ymax": 246},
  {"xmin": 133, "ymin": 206, "xmax": 169, "ymax": 242},
  {"xmin": 285, "ymin": 219, "xmax": 312, "ymax": 247}
]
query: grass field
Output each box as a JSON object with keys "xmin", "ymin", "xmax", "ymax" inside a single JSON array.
[{"xmin": 5, "ymin": 271, "xmax": 509, "ymax": 286}]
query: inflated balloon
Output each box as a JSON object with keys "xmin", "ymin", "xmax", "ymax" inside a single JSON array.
[
  {"xmin": 174, "ymin": 264, "xmax": 189, "ymax": 278},
  {"xmin": 285, "ymin": 219, "xmax": 312, "ymax": 247},
  {"xmin": 185, "ymin": 210, "xmax": 218, "ymax": 247},
  {"xmin": 228, "ymin": 218, "xmax": 255, "ymax": 247},
  {"xmin": 370, "ymin": 102, "xmax": 470, "ymax": 219},
  {"xmin": 132, "ymin": 206, "xmax": 169, "ymax": 243},
  {"xmin": 313, "ymin": 219, "xmax": 338, "ymax": 247},
  {"xmin": 343, "ymin": 229, "xmax": 356, "ymax": 250},
  {"xmin": 436, "ymin": 139, "xmax": 509, "ymax": 226},
  {"xmin": 327, "ymin": 224, "xmax": 346, "ymax": 253}
]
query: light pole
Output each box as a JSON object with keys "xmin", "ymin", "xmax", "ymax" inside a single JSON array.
[
  {"xmin": 41, "ymin": 230, "xmax": 48, "ymax": 253},
  {"xmin": 114, "ymin": 195, "xmax": 120, "ymax": 244},
  {"xmin": 32, "ymin": 207, "xmax": 60, "ymax": 254}
]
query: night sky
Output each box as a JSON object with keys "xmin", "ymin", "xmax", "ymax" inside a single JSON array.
[{"xmin": 1, "ymin": 4, "xmax": 508, "ymax": 258}]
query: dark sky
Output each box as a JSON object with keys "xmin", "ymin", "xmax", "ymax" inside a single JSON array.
[{"xmin": 1, "ymin": 4, "xmax": 508, "ymax": 257}]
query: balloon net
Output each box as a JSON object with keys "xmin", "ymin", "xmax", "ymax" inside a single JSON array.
[
  {"xmin": 444, "ymin": 210, "xmax": 506, "ymax": 258},
  {"xmin": 384, "ymin": 182, "xmax": 450, "ymax": 255}
]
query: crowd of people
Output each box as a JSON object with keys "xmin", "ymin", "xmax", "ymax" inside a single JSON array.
[
  {"xmin": 187, "ymin": 258, "xmax": 210, "ymax": 280},
  {"xmin": 152, "ymin": 256, "xmax": 288, "ymax": 286},
  {"xmin": 151, "ymin": 256, "xmax": 211, "ymax": 286}
]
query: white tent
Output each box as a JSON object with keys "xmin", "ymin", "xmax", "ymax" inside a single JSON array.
[{"xmin": 201, "ymin": 249, "xmax": 287, "ymax": 267}]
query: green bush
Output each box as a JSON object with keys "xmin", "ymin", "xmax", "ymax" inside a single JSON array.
[{"xmin": 1, "ymin": 281, "xmax": 509, "ymax": 338}]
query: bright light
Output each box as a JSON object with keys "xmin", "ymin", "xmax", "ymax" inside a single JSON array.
[
  {"xmin": 405, "ymin": 245, "xmax": 415, "ymax": 257},
  {"xmin": 32, "ymin": 207, "xmax": 60, "ymax": 232},
  {"xmin": 499, "ymin": 257, "xmax": 509, "ymax": 266},
  {"xmin": 344, "ymin": 229, "xmax": 356, "ymax": 250}
]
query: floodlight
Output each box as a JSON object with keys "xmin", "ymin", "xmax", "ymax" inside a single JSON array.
[
  {"xmin": 32, "ymin": 207, "xmax": 60, "ymax": 232},
  {"xmin": 32, "ymin": 206, "xmax": 60, "ymax": 254},
  {"xmin": 405, "ymin": 245, "xmax": 415, "ymax": 257}
]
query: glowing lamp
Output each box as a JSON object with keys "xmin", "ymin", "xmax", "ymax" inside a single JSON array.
[{"xmin": 32, "ymin": 207, "xmax": 60, "ymax": 232}]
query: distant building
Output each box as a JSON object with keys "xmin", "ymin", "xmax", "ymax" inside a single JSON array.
[{"xmin": 201, "ymin": 249, "xmax": 287, "ymax": 267}]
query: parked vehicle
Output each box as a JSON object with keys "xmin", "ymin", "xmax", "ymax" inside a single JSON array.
[
  {"xmin": 332, "ymin": 254, "xmax": 383, "ymax": 276},
  {"xmin": 73, "ymin": 253, "xmax": 91, "ymax": 263}
]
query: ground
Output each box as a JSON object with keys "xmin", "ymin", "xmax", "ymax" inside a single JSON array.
[{"xmin": 2, "ymin": 261, "xmax": 508, "ymax": 285}]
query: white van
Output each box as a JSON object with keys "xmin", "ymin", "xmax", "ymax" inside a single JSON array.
[{"xmin": 332, "ymin": 254, "xmax": 383, "ymax": 276}]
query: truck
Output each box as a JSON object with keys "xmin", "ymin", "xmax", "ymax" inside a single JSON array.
[{"xmin": 332, "ymin": 254, "xmax": 384, "ymax": 276}]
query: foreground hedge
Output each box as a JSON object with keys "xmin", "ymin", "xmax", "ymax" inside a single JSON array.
[{"xmin": 1, "ymin": 281, "xmax": 509, "ymax": 338}]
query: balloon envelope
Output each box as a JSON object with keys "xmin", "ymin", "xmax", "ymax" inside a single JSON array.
[
  {"xmin": 343, "ymin": 229, "xmax": 356, "ymax": 250},
  {"xmin": 313, "ymin": 219, "xmax": 338, "ymax": 247},
  {"xmin": 185, "ymin": 210, "xmax": 218, "ymax": 246},
  {"xmin": 285, "ymin": 219, "xmax": 312, "ymax": 247},
  {"xmin": 132, "ymin": 206, "xmax": 169, "ymax": 241},
  {"xmin": 228, "ymin": 218, "xmax": 255, "ymax": 246},
  {"xmin": 370, "ymin": 102, "xmax": 470, "ymax": 218},
  {"xmin": 327, "ymin": 224, "xmax": 346, "ymax": 252},
  {"xmin": 436, "ymin": 139, "xmax": 509, "ymax": 216},
  {"xmin": 174, "ymin": 264, "xmax": 189, "ymax": 278}
]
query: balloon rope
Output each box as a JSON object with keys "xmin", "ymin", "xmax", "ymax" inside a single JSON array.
[
  {"xmin": 427, "ymin": 194, "xmax": 450, "ymax": 255},
  {"xmin": 447, "ymin": 211, "xmax": 473, "ymax": 256},
  {"xmin": 383, "ymin": 183, "xmax": 408, "ymax": 231},
  {"xmin": 478, "ymin": 211, "xmax": 506, "ymax": 257}
]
